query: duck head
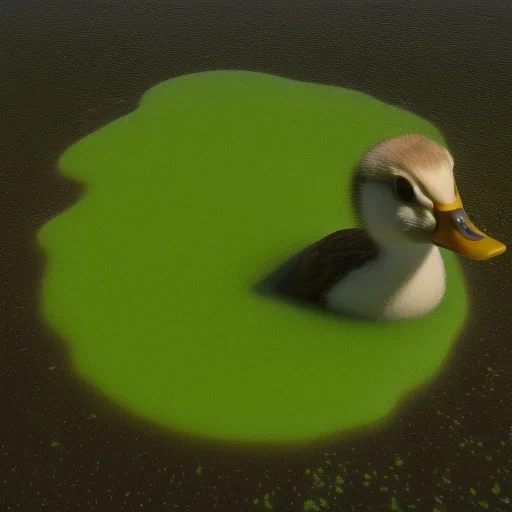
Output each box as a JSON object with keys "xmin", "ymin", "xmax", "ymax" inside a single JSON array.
[{"xmin": 352, "ymin": 134, "xmax": 506, "ymax": 259}]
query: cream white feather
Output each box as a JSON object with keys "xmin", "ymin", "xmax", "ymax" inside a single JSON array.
[{"xmin": 326, "ymin": 135, "xmax": 456, "ymax": 320}]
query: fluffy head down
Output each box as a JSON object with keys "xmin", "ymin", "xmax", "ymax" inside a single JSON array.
[{"xmin": 352, "ymin": 134, "xmax": 456, "ymax": 246}]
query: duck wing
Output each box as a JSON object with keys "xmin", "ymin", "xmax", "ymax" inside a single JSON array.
[{"xmin": 296, "ymin": 228, "xmax": 380, "ymax": 302}]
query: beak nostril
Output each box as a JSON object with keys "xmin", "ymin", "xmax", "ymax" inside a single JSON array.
[{"xmin": 449, "ymin": 209, "xmax": 485, "ymax": 241}]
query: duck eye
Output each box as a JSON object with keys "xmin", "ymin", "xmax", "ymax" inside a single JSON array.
[{"xmin": 395, "ymin": 177, "xmax": 415, "ymax": 203}]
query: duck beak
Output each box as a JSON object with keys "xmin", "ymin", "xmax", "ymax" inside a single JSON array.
[{"xmin": 432, "ymin": 186, "xmax": 506, "ymax": 260}]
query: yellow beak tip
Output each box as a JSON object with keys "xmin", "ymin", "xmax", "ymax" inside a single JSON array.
[
  {"xmin": 463, "ymin": 239, "xmax": 506, "ymax": 261},
  {"xmin": 489, "ymin": 242, "xmax": 507, "ymax": 258},
  {"xmin": 432, "ymin": 237, "xmax": 506, "ymax": 260}
]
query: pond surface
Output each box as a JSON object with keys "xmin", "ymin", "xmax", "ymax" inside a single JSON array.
[
  {"xmin": 39, "ymin": 70, "xmax": 467, "ymax": 443},
  {"xmin": 3, "ymin": 1, "xmax": 512, "ymax": 511}
]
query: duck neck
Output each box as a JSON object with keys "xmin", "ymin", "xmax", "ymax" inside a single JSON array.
[
  {"xmin": 377, "ymin": 241, "xmax": 439, "ymax": 268},
  {"xmin": 326, "ymin": 240, "xmax": 447, "ymax": 320},
  {"xmin": 373, "ymin": 242, "xmax": 446, "ymax": 291},
  {"xmin": 372, "ymin": 241, "xmax": 446, "ymax": 318}
]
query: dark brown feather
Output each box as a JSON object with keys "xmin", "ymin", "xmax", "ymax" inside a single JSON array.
[{"xmin": 296, "ymin": 228, "xmax": 380, "ymax": 302}]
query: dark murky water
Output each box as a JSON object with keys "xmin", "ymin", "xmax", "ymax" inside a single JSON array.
[{"xmin": 3, "ymin": 1, "xmax": 512, "ymax": 510}]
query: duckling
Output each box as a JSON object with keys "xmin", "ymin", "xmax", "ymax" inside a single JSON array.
[{"xmin": 296, "ymin": 134, "xmax": 506, "ymax": 320}]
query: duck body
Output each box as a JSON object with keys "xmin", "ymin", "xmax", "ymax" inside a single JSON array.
[
  {"xmin": 297, "ymin": 229, "xmax": 446, "ymax": 320},
  {"xmin": 293, "ymin": 134, "xmax": 505, "ymax": 321}
]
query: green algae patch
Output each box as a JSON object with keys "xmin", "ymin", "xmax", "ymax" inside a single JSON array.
[{"xmin": 39, "ymin": 70, "xmax": 468, "ymax": 443}]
